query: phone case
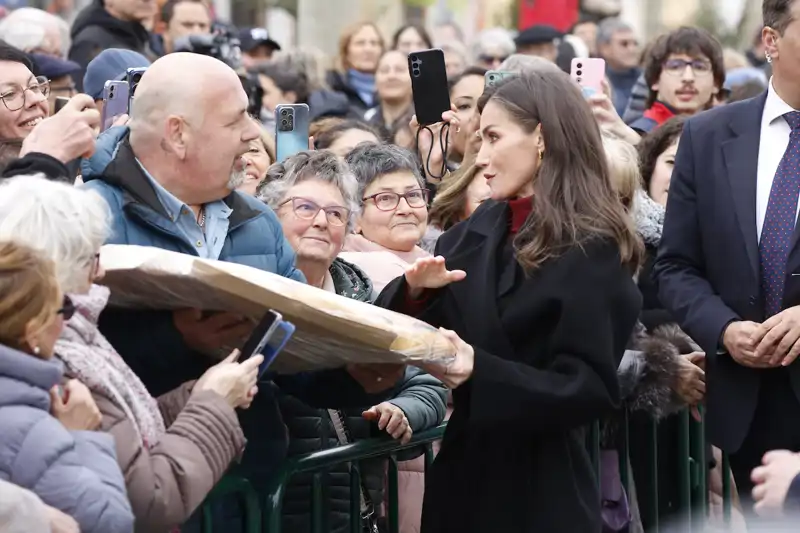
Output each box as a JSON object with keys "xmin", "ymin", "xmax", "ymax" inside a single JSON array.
[
  {"xmin": 239, "ymin": 310, "xmax": 295, "ymax": 378},
  {"xmin": 257, "ymin": 321, "xmax": 295, "ymax": 377},
  {"xmin": 126, "ymin": 67, "xmax": 147, "ymax": 112},
  {"xmin": 485, "ymin": 70, "xmax": 516, "ymax": 88},
  {"xmin": 101, "ymin": 81, "xmax": 130, "ymax": 132},
  {"xmin": 275, "ymin": 104, "xmax": 310, "ymax": 162},
  {"xmin": 570, "ymin": 58, "xmax": 606, "ymax": 97},
  {"xmin": 409, "ymin": 49, "xmax": 451, "ymax": 126}
]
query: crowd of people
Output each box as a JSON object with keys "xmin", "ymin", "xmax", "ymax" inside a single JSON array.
[{"xmin": 1, "ymin": 0, "xmax": 800, "ymax": 531}]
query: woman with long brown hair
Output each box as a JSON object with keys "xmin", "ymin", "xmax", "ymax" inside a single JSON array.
[{"xmin": 377, "ymin": 71, "xmax": 643, "ymax": 532}]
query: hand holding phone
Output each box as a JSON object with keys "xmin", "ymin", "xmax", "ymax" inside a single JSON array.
[
  {"xmin": 571, "ymin": 58, "xmax": 606, "ymax": 98},
  {"xmin": 409, "ymin": 49, "xmax": 451, "ymax": 126},
  {"xmin": 19, "ymin": 94, "xmax": 99, "ymax": 162},
  {"xmin": 194, "ymin": 350, "xmax": 264, "ymax": 409}
]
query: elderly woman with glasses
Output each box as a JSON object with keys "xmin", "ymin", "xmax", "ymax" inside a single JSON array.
[
  {"xmin": 258, "ymin": 151, "xmax": 446, "ymax": 533},
  {"xmin": 339, "ymin": 142, "xmax": 431, "ymax": 293},
  {"xmin": 0, "ymin": 42, "xmax": 50, "ymax": 142},
  {"xmin": 0, "ymin": 175, "xmax": 263, "ymax": 533}
]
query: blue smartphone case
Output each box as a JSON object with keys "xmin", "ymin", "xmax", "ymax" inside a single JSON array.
[
  {"xmin": 275, "ymin": 104, "xmax": 310, "ymax": 162},
  {"xmin": 258, "ymin": 320, "xmax": 295, "ymax": 377}
]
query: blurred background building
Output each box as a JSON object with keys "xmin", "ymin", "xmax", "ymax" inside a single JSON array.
[{"xmin": 7, "ymin": 0, "xmax": 764, "ymax": 54}]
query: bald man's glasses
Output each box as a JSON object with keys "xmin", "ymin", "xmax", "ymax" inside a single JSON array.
[{"xmin": 0, "ymin": 76, "xmax": 50, "ymax": 112}]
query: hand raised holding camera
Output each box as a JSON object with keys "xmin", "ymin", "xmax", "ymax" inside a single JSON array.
[{"xmin": 20, "ymin": 94, "xmax": 100, "ymax": 162}]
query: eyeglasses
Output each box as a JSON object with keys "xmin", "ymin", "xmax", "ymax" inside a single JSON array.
[
  {"xmin": 362, "ymin": 188, "xmax": 429, "ymax": 211},
  {"xmin": 662, "ymin": 58, "xmax": 712, "ymax": 77},
  {"xmin": 58, "ymin": 295, "xmax": 75, "ymax": 321},
  {"xmin": 280, "ymin": 197, "xmax": 351, "ymax": 226},
  {"xmin": 0, "ymin": 76, "xmax": 50, "ymax": 112},
  {"xmin": 478, "ymin": 54, "xmax": 508, "ymax": 64},
  {"xmin": 614, "ymin": 38, "xmax": 639, "ymax": 48}
]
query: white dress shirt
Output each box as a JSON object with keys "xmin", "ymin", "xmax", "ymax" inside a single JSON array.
[{"xmin": 757, "ymin": 78, "xmax": 799, "ymax": 240}]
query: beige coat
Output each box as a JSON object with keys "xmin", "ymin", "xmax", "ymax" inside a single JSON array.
[{"xmin": 93, "ymin": 382, "xmax": 246, "ymax": 533}]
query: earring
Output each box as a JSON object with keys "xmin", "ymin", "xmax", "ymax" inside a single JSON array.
[
  {"xmin": 539, "ymin": 151, "xmax": 544, "ymax": 161},
  {"xmin": 766, "ymin": 51, "xmax": 773, "ymax": 63},
  {"xmin": 32, "ymin": 346, "xmax": 40, "ymax": 355}
]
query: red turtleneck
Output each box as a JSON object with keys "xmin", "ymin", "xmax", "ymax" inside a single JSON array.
[
  {"xmin": 403, "ymin": 197, "xmax": 533, "ymax": 311},
  {"xmin": 509, "ymin": 196, "xmax": 533, "ymax": 234}
]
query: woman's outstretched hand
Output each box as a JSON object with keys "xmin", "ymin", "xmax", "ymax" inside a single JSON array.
[
  {"xmin": 405, "ymin": 255, "xmax": 466, "ymax": 299},
  {"xmin": 418, "ymin": 328, "xmax": 475, "ymax": 389}
]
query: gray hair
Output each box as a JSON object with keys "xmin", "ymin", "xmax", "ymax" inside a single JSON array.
[
  {"xmin": 0, "ymin": 175, "xmax": 111, "ymax": 293},
  {"xmin": 257, "ymin": 150, "xmax": 360, "ymax": 231},
  {"xmin": 499, "ymin": 54, "xmax": 564, "ymax": 75},
  {"xmin": 472, "ymin": 28, "xmax": 515, "ymax": 61},
  {"xmin": 597, "ymin": 18, "xmax": 634, "ymax": 46},
  {"xmin": 344, "ymin": 143, "xmax": 425, "ymax": 200},
  {"xmin": 0, "ymin": 8, "xmax": 70, "ymax": 56}
]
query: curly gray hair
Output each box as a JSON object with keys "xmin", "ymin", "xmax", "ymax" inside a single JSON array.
[
  {"xmin": 257, "ymin": 150, "xmax": 360, "ymax": 231},
  {"xmin": 344, "ymin": 143, "xmax": 425, "ymax": 200},
  {"xmin": 0, "ymin": 174, "xmax": 111, "ymax": 294}
]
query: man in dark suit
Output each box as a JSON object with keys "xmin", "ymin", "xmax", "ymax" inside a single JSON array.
[{"xmin": 654, "ymin": 0, "xmax": 800, "ymax": 510}]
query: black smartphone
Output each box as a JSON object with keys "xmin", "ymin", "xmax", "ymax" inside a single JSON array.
[
  {"xmin": 408, "ymin": 49, "xmax": 451, "ymax": 126},
  {"xmin": 125, "ymin": 67, "xmax": 147, "ymax": 113},
  {"xmin": 239, "ymin": 310, "xmax": 295, "ymax": 377},
  {"xmin": 54, "ymin": 96, "xmax": 69, "ymax": 114}
]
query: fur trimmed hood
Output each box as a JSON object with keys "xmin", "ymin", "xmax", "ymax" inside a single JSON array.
[
  {"xmin": 617, "ymin": 324, "xmax": 700, "ymax": 419},
  {"xmin": 632, "ymin": 189, "xmax": 665, "ymax": 247}
]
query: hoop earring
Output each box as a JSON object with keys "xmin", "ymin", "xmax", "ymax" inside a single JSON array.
[{"xmin": 538, "ymin": 151, "xmax": 544, "ymax": 161}]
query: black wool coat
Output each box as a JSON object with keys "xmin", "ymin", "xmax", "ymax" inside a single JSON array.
[{"xmin": 376, "ymin": 201, "xmax": 641, "ymax": 533}]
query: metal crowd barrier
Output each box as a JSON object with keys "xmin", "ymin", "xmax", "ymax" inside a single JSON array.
[{"xmin": 199, "ymin": 411, "xmax": 734, "ymax": 533}]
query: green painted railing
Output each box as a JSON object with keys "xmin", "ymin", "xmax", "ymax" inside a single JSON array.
[
  {"xmin": 261, "ymin": 424, "xmax": 447, "ymax": 533},
  {"xmin": 200, "ymin": 410, "xmax": 734, "ymax": 533}
]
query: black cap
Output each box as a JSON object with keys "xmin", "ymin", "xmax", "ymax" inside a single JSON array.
[
  {"xmin": 238, "ymin": 28, "xmax": 281, "ymax": 53},
  {"xmin": 29, "ymin": 53, "xmax": 81, "ymax": 80},
  {"xmin": 515, "ymin": 25, "xmax": 562, "ymax": 47}
]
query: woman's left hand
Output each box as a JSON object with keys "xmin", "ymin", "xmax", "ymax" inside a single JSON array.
[
  {"xmin": 418, "ymin": 328, "xmax": 474, "ymax": 389},
  {"xmin": 363, "ymin": 402, "xmax": 413, "ymax": 443}
]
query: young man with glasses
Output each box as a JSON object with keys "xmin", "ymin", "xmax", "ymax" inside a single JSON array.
[{"xmin": 630, "ymin": 26, "xmax": 724, "ymax": 135}]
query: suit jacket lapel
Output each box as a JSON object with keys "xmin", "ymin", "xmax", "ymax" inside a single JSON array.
[
  {"xmin": 445, "ymin": 202, "xmax": 517, "ymax": 357},
  {"xmin": 721, "ymin": 93, "xmax": 766, "ymax": 281}
]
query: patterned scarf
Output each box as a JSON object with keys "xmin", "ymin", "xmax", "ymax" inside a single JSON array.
[{"xmin": 55, "ymin": 284, "xmax": 166, "ymax": 447}]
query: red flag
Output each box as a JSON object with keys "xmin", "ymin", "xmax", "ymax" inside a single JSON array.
[{"xmin": 518, "ymin": 0, "xmax": 580, "ymax": 33}]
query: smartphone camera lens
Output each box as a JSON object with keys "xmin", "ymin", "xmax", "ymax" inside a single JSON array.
[
  {"xmin": 577, "ymin": 63, "xmax": 583, "ymax": 69},
  {"xmin": 410, "ymin": 55, "xmax": 418, "ymax": 62},
  {"xmin": 576, "ymin": 70, "xmax": 582, "ymax": 76},
  {"xmin": 413, "ymin": 68, "xmax": 420, "ymax": 77},
  {"xmin": 281, "ymin": 109, "xmax": 288, "ymax": 116}
]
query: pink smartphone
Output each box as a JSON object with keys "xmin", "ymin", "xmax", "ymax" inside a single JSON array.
[{"xmin": 571, "ymin": 58, "xmax": 606, "ymax": 98}]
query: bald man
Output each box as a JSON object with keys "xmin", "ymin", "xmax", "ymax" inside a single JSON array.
[{"xmin": 79, "ymin": 53, "xmax": 400, "ymax": 513}]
